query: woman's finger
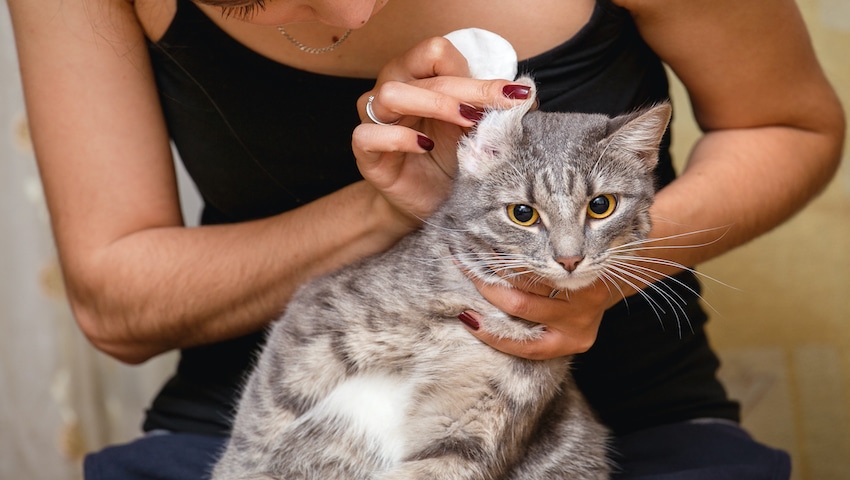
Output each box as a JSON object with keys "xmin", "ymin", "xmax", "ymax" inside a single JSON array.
[
  {"xmin": 358, "ymin": 77, "xmax": 531, "ymax": 128},
  {"xmin": 352, "ymin": 124, "xmax": 435, "ymax": 180},
  {"xmin": 359, "ymin": 80, "xmax": 484, "ymax": 128},
  {"xmin": 471, "ymin": 279, "xmax": 568, "ymax": 327},
  {"xmin": 457, "ymin": 274, "xmax": 610, "ymax": 359},
  {"xmin": 377, "ymin": 36, "xmax": 471, "ymax": 83},
  {"xmin": 360, "ymin": 77, "xmax": 533, "ymax": 126},
  {"xmin": 352, "ymin": 123, "xmax": 454, "ymax": 220},
  {"xmin": 458, "ymin": 309, "xmax": 598, "ymax": 360},
  {"xmin": 358, "ymin": 36, "xmax": 470, "ymax": 126}
]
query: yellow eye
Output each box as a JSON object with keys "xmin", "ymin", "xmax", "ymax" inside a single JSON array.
[
  {"xmin": 587, "ymin": 194, "xmax": 617, "ymax": 219},
  {"xmin": 507, "ymin": 204, "xmax": 540, "ymax": 226}
]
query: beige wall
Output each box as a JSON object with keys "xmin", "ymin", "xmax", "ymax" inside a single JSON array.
[{"xmin": 668, "ymin": 1, "xmax": 850, "ymax": 478}]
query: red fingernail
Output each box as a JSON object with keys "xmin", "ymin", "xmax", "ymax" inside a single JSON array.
[
  {"xmin": 459, "ymin": 103, "xmax": 485, "ymax": 123},
  {"xmin": 458, "ymin": 312, "xmax": 480, "ymax": 331},
  {"xmin": 417, "ymin": 135, "xmax": 434, "ymax": 151},
  {"xmin": 503, "ymin": 84, "xmax": 530, "ymax": 99}
]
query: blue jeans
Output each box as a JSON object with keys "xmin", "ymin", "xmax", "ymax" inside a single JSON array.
[
  {"xmin": 84, "ymin": 420, "xmax": 790, "ymax": 479},
  {"xmin": 610, "ymin": 420, "xmax": 791, "ymax": 479}
]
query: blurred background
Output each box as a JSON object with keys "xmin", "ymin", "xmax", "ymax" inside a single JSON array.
[
  {"xmin": 1, "ymin": 1, "xmax": 848, "ymax": 479},
  {"xmin": 668, "ymin": 2, "xmax": 850, "ymax": 479}
]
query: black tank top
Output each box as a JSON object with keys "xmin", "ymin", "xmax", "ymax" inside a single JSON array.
[{"xmin": 143, "ymin": 0, "xmax": 738, "ymax": 437}]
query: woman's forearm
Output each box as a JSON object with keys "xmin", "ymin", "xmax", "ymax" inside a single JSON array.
[
  {"xmin": 70, "ymin": 180, "xmax": 406, "ymax": 364},
  {"xmin": 637, "ymin": 121, "xmax": 844, "ymax": 292},
  {"xmin": 10, "ymin": 0, "xmax": 413, "ymax": 364}
]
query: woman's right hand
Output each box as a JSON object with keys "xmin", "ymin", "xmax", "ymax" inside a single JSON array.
[{"xmin": 352, "ymin": 37, "xmax": 533, "ymax": 228}]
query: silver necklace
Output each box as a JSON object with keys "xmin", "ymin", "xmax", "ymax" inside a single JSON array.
[{"xmin": 276, "ymin": 26, "xmax": 353, "ymax": 54}]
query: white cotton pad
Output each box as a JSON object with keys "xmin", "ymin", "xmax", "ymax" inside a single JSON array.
[{"xmin": 443, "ymin": 28, "xmax": 518, "ymax": 81}]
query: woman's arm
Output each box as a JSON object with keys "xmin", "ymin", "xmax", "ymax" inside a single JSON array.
[
  {"xmin": 464, "ymin": 0, "xmax": 845, "ymax": 359},
  {"xmin": 628, "ymin": 0, "xmax": 844, "ymax": 265},
  {"xmin": 7, "ymin": 0, "xmax": 416, "ymax": 364}
]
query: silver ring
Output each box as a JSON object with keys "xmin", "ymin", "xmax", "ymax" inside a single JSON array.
[
  {"xmin": 365, "ymin": 95, "xmax": 399, "ymax": 126},
  {"xmin": 548, "ymin": 289, "xmax": 562, "ymax": 299}
]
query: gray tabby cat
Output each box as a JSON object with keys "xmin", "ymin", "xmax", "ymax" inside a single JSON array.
[{"xmin": 212, "ymin": 83, "xmax": 672, "ymax": 480}]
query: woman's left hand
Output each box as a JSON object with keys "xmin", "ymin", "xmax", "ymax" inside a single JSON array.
[{"xmin": 459, "ymin": 277, "xmax": 619, "ymax": 360}]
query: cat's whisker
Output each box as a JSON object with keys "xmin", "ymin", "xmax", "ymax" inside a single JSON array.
[
  {"xmin": 609, "ymin": 254, "xmax": 739, "ymax": 292},
  {"xmin": 597, "ymin": 271, "xmax": 629, "ymax": 306},
  {"xmin": 590, "ymin": 136, "xmax": 615, "ymax": 177},
  {"xmin": 607, "ymin": 226, "xmax": 731, "ymax": 253},
  {"xmin": 406, "ymin": 213, "xmax": 476, "ymax": 234},
  {"xmin": 443, "ymin": 251, "xmax": 552, "ymax": 292},
  {"xmin": 608, "ymin": 260, "xmax": 689, "ymax": 307},
  {"xmin": 600, "ymin": 268, "xmax": 669, "ymax": 328},
  {"xmin": 505, "ymin": 161, "xmax": 528, "ymax": 186},
  {"xmin": 447, "ymin": 251, "xmax": 527, "ymax": 262},
  {"xmin": 610, "ymin": 258, "xmax": 725, "ymax": 320},
  {"xmin": 496, "ymin": 268, "xmax": 536, "ymax": 279},
  {"xmin": 442, "ymin": 255, "xmax": 510, "ymax": 268},
  {"xmin": 607, "ymin": 253, "xmax": 700, "ymax": 279},
  {"xmin": 458, "ymin": 260, "xmax": 530, "ymax": 267},
  {"xmin": 651, "ymin": 215, "xmax": 734, "ymax": 234},
  {"xmin": 516, "ymin": 274, "xmax": 550, "ymax": 292},
  {"xmin": 605, "ymin": 264, "xmax": 692, "ymax": 337},
  {"xmin": 463, "ymin": 264, "xmax": 537, "ymax": 286},
  {"xmin": 447, "ymin": 252, "xmax": 536, "ymax": 274},
  {"xmin": 606, "ymin": 264, "xmax": 679, "ymax": 316}
]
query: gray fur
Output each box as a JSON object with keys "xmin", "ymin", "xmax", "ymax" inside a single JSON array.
[{"xmin": 212, "ymin": 84, "xmax": 672, "ymax": 480}]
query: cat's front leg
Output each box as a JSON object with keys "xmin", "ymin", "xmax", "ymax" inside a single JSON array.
[
  {"xmin": 504, "ymin": 378, "xmax": 611, "ymax": 480},
  {"xmin": 430, "ymin": 293, "xmax": 546, "ymax": 343}
]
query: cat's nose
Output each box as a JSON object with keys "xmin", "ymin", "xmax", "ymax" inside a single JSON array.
[{"xmin": 557, "ymin": 256, "xmax": 584, "ymax": 273}]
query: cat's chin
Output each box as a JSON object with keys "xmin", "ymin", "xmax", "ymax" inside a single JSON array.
[{"xmin": 554, "ymin": 275, "xmax": 600, "ymax": 293}]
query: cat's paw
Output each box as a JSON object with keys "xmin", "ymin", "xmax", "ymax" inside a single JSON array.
[
  {"xmin": 479, "ymin": 308, "xmax": 546, "ymax": 342},
  {"xmin": 429, "ymin": 294, "xmax": 544, "ymax": 342}
]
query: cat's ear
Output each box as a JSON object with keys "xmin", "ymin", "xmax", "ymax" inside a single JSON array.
[
  {"xmin": 457, "ymin": 76, "xmax": 537, "ymax": 177},
  {"xmin": 604, "ymin": 103, "xmax": 672, "ymax": 170}
]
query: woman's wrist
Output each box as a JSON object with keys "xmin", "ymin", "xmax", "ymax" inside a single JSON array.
[{"xmin": 362, "ymin": 181, "xmax": 422, "ymax": 247}]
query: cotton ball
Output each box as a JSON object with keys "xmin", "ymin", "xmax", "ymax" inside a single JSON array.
[{"xmin": 443, "ymin": 28, "xmax": 518, "ymax": 81}]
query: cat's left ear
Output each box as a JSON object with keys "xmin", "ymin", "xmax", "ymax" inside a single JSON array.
[
  {"xmin": 457, "ymin": 76, "xmax": 537, "ymax": 177},
  {"xmin": 604, "ymin": 103, "xmax": 672, "ymax": 171}
]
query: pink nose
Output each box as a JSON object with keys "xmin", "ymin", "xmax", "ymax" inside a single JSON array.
[{"xmin": 557, "ymin": 256, "xmax": 584, "ymax": 272}]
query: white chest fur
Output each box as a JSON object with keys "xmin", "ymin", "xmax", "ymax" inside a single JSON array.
[{"xmin": 311, "ymin": 373, "xmax": 415, "ymax": 465}]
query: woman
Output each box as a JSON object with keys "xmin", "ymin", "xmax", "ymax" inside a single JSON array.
[{"xmin": 7, "ymin": 0, "xmax": 844, "ymax": 478}]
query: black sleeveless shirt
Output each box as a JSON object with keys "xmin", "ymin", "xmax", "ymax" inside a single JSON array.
[{"xmin": 143, "ymin": 0, "xmax": 739, "ymax": 437}]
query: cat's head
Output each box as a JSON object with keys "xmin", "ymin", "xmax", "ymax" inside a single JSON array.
[{"xmin": 444, "ymin": 81, "xmax": 671, "ymax": 291}]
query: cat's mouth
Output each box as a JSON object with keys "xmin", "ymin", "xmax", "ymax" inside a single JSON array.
[
  {"xmin": 486, "ymin": 248, "xmax": 596, "ymax": 292},
  {"xmin": 553, "ymin": 275, "xmax": 600, "ymax": 292},
  {"xmin": 450, "ymin": 245, "xmax": 601, "ymax": 292},
  {"xmin": 550, "ymin": 256, "xmax": 606, "ymax": 292}
]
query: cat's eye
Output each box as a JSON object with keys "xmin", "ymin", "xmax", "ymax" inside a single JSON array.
[
  {"xmin": 587, "ymin": 194, "xmax": 617, "ymax": 219},
  {"xmin": 507, "ymin": 204, "xmax": 540, "ymax": 226}
]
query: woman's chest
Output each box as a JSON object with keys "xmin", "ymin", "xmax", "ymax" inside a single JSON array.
[{"xmin": 135, "ymin": 0, "xmax": 597, "ymax": 78}]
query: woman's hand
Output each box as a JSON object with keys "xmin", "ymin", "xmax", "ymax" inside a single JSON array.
[
  {"xmin": 459, "ymin": 274, "xmax": 620, "ymax": 360},
  {"xmin": 352, "ymin": 37, "xmax": 533, "ymax": 228}
]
